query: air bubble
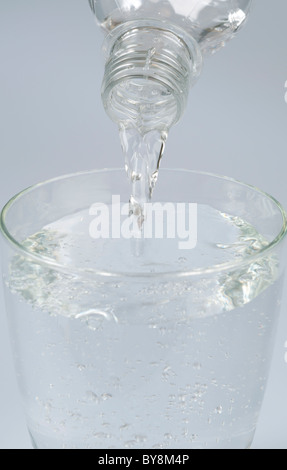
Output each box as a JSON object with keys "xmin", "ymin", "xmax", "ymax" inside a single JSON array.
[
  {"xmin": 120, "ymin": 423, "xmax": 131, "ymax": 431},
  {"xmin": 86, "ymin": 391, "xmax": 99, "ymax": 403},
  {"xmin": 101, "ymin": 393, "xmax": 112, "ymax": 401},
  {"xmin": 94, "ymin": 432, "xmax": 110, "ymax": 439},
  {"xmin": 124, "ymin": 440, "xmax": 136, "ymax": 448},
  {"xmin": 162, "ymin": 366, "xmax": 176, "ymax": 381},
  {"xmin": 215, "ymin": 406, "xmax": 223, "ymax": 415},
  {"xmin": 135, "ymin": 435, "xmax": 147, "ymax": 443}
]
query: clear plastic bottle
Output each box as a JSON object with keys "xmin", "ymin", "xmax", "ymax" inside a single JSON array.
[{"xmin": 89, "ymin": 0, "xmax": 252, "ymax": 132}]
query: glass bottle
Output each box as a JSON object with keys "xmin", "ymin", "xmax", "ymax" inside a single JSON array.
[{"xmin": 89, "ymin": 0, "xmax": 252, "ymax": 132}]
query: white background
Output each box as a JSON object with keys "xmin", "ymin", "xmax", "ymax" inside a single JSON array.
[{"xmin": 0, "ymin": 0, "xmax": 287, "ymax": 449}]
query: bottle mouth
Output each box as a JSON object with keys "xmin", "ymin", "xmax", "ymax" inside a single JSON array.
[{"xmin": 101, "ymin": 20, "xmax": 202, "ymax": 133}]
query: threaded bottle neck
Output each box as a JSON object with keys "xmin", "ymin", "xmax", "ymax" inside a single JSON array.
[{"xmin": 101, "ymin": 21, "xmax": 202, "ymax": 134}]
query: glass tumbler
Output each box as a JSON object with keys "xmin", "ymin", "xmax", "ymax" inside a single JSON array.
[{"xmin": 0, "ymin": 169, "xmax": 286, "ymax": 450}]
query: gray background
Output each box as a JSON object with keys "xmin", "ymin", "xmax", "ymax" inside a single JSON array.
[{"xmin": 0, "ymin": 0, "xmax": 287, "ymax": 449}]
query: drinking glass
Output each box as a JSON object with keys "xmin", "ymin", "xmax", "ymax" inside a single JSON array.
[{"xmin": 1, "ymin": 169, "xmax": 286, "ymax": 449}]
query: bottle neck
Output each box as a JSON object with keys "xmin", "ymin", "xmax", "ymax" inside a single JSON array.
[{"xmin": 101, "ymin": 20, "xmax": 202, "ymax": 134}]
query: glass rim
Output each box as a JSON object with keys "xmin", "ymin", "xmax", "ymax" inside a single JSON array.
[{"xmin": 1, "ymin": 167, "xmax": 287, "ymax": 279}]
